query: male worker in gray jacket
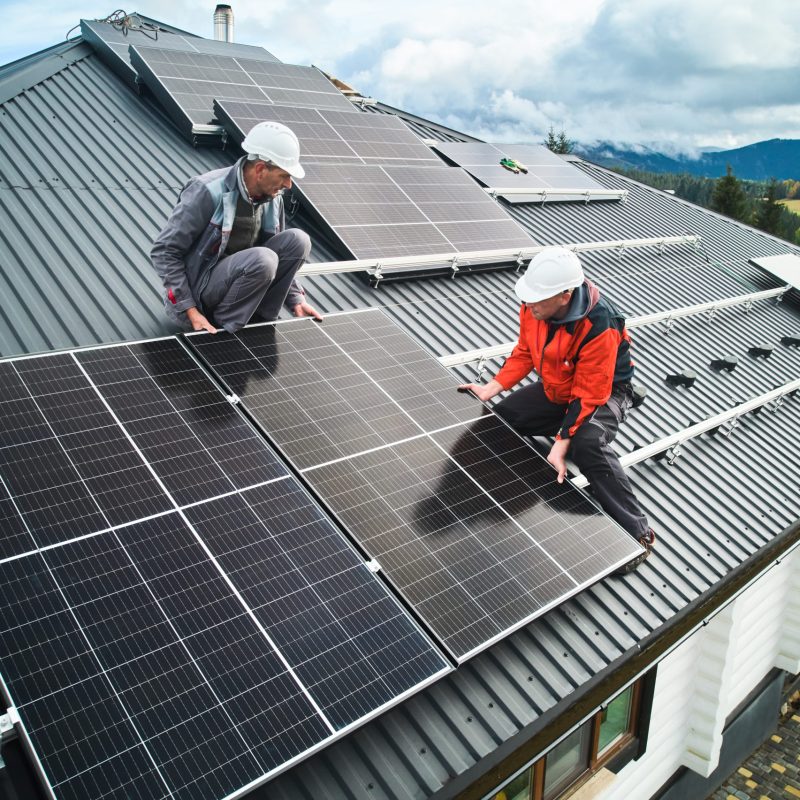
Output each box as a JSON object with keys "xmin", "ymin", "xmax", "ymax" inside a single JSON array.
[{"xmin": 151, "ymin": 121, "xmax": 321, "ymax": 333}]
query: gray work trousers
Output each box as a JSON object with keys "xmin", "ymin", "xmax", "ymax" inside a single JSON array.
[
  {"xmin": 494, "ymin": 381, "xmax": 650, "ymax": 539},
  {"xmin": 200, "ymin": 229, "xmax": 311, "ymax": 332}
]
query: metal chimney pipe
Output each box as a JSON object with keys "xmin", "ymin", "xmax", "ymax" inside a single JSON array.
[{"xmin": 213, "ymin": 4, "xmax": 234, "ymax": 42}]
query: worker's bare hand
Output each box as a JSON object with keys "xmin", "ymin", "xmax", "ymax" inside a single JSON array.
[
  {"xmin": 457, "ymin": 379, "xmax": 504, "ymax": 403},
  {"xmin": 293, "ymin": 301, "xmax": 323, "ymax": 321},
  {"xmin": 547, "ymin": 438, "xmax": 571, "ymax": 483},
  {"xmin": 186, "ymin": 307, "xmax": 218, "ymax": 334}
]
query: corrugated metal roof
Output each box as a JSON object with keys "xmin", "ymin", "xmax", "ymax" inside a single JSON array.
[{"xmin": 1, "ymin": 35, "xmax": 799, "ymax": 800}]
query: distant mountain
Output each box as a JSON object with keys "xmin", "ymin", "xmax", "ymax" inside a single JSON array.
[{"xmin": 575, "ymin": 138, "xmax": 800, "ymax": 182}]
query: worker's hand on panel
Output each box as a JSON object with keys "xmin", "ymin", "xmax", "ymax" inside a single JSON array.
[
  {"xmin": 547, "ymin": 438, "xmax": 570, "ymax": 483},
  {"xmin": 293, "ymin": 301, "xmax": 323, "ymax": 321},
  {"xmin": 186, "ymin": 307, "xmax": 218, "ymax": 334},
  {"xmin": 457, "ymin": 379, "xmax": 504, "ymax": 403}
]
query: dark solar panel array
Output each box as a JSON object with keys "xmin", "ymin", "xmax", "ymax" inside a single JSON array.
[
  {"xmin": 434, "ymin": 142, "xmax": 619, "ymax": 203},
  {"xmin": 129, "ymin": 45, "xmax": 354, "ymax": 131},
  {"xmin": 191, "ymin": 310, "xmax": 642, "ymax": 660},
  {"xmin": 215, "ymin": 100, "xmax": 442, "ymax": 166},
  {"xmin": 0, "ymin": 339, "xmax": 449, "ymax": 800},
  {"xmin": 293, "ymin": 162, "xmax": 534, "ymax": 259}
]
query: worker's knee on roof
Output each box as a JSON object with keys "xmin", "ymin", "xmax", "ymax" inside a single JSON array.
[
  {"xmin": 247, "ymin": 247, "xmax": 279, "ymax": 282},
  {"xmin": 283, "ymin": 228, "xmax": 311, "ymax": 258}
]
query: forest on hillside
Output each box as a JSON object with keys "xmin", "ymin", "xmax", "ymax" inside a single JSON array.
[{"xmin": 611, "ymin": 166, "xmax": 800, "ymax": 246}]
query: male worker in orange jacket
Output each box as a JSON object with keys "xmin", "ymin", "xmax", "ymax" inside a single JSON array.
[{"xmin": 460, "ymin": 247, "xmax": 654, "ymax": 567}]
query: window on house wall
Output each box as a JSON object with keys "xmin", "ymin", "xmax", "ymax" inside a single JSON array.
[{"xmin": 490, "ymin": 680, "xmax": 643, "ymax": 800}]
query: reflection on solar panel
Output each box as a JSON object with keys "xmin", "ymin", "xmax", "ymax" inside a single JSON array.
[
  {"xmin": 0, "ymin": 338, "xmax": 449, "ymax": 800},
  {"xmin": 80, "ymin": 19, "xmax": 280, "ymax": 87},
  {"xmin": 295, "ymin": 163, "xmax": 533, "ymax": 259},
  {"xmin": 216, "ymin": 100, "xmax": 441, "ymax": 166},
  {"xmin": 434, "ymin": 142, "xmax": 620, "ymax": 203},
  {"xmin": 129, "ymin": 45, "xmax": 354, "ymax": 134},
  {"xmin": 190, "ymin": 310, "xmax": 642, "ymax": 661}
]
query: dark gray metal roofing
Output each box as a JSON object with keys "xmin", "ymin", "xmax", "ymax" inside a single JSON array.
[{"xmin": 1, "ymin": 33, "xmax": 799, "ymax": 800}]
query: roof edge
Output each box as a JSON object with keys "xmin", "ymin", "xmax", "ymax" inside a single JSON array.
[
  {"xmin": 0, "ymin": 40, "xmax": 93, "ymax": 105},
  {"xmin": 374, "ymin": 101, "xmax": 483, "ymax": 143},
  {"xmin": 433, "ymin": 516, "xmax": 800, "ymax": 800}
]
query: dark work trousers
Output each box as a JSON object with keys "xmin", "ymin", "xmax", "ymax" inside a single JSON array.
[
  {"xmin": 494, "ymin": 381, "xmax": 650, "ymax": 539},
  {"xmin": 200, "ymin": 229, "xmax": 311, "ymax": 332}
]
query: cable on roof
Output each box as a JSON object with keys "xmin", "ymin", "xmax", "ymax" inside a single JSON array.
[{"xmin": 69, "ymin": 10, "xmax": 165, "ymax": 43}]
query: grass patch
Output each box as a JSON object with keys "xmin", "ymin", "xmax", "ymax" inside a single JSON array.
[{"xmin": 779, "ymin": 199, "xmax": 800, "ymax": 215}]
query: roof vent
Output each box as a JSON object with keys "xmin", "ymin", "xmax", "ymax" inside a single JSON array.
[
  {"xmin": 781, "ymin": 335, "xmax": 800, "ymax": 348},
  {"xmin": 214, "ymin": 4, "xmax": 234, "ymax": 42},
  {"xmin": 748, "ymin": 344, "xmax": 774, "ymax": 359},
  {"xmin": 710, "ymin": 356, "xmax": 738, "ymax": 372},
  {"xmin": 665, "ymin": 369, "xmax": 697, "ymax": 389}
]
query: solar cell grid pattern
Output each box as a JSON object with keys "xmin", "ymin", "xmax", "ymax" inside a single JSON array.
[
  {"xmin": 295, "ymin": 162, "xmax": 534, "ymax": 259},
  {"xmin": 81, "ymin": 19, "xmax": 280, "ymax": 80},
  {"xmin": 215, "ymin": 100, "xmax": 441, "ymax": 166},
  {"xmin": 190, "ymin": 310, "xmax": 642, "ymax": 660},
  {"xmin": 0, "ymin": 339, "xmax": 449, "ymax": 800},
  {"xmin": 434, "ymin": 142, "xmax": 618, "ymax": 204},
  {"xmin": 130, "ymin": 45, "xmax": 354, "ymax": 129}
]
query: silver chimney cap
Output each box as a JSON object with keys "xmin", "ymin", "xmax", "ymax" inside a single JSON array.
[{"xmin": 213, "ymin": 4, "xmax": 234, "ymax": 42}]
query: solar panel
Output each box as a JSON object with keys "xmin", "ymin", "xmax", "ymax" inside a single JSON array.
[
  {"xmin": 189, "ymin": 310, "xmax": 643, "ymax": 661},
  {"xmin": 216, "ymin": 100, "xmax": 442, "ymax": 166},
  {"xmin": 434, "ymin": 142, "xmax": 620, "ymax": 203},
  {"xmin": 294, "ymin": 162, "xmax": 534, "ymax": 260},
  {"xmin": 0, "ymin": 338, "xmax": 449, "ymax": 800},
  {"xmin": 129, "ymin": 45, "xmax": 354, "ymax": 135},
  {"xmin": 80, "ymin": 19, "xmax": 280, "ymax": 88}
]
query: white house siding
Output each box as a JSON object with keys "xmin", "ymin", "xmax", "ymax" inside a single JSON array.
[{"xmin": 596, "ymin": 547, "xmax": 800, "ymax": 800}]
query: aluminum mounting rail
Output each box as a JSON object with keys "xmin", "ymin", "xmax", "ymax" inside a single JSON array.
[
  {"xmin": 438, "ymin": 286, "xmax": 788, "ymax": 368},
  {"xmin": 484, "ymin": 187, "xmax": 629, "ymax": 202},
  {"xmin": 570, "ymin": 377, "xmax": 800, "ymax": 488},
  {"xmin": 299, "ymin": 234, "xmax": 701, "ymax": 277}
]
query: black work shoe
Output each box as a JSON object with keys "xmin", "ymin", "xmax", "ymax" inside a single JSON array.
[{"xmin": 614, "ymin": 529, "xmax": 655, "ymax": 575}]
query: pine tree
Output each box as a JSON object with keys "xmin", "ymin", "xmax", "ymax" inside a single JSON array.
[
  {"xmin": 711, "ymin": 165, "xmax": 748, "ymax": 222},
  {"xmin": 755, "ymin": 179, "xmax": 782, "ymax": 235},
  {"xmin": 544, "ymin": 126, "xmax": 574, "ymax": 154}
]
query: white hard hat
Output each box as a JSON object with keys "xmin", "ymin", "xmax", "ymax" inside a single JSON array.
[
  {"xmin": 241, "ymin": 121, "xmax": 305, "ymax": 179},
  {"xmin": 515, "ymin": 247, "xmax": 584, "ymax": 303}
]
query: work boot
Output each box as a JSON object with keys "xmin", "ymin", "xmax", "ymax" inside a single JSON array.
[{"xmin": 614, "ymin": 529, "xmax": 656, "ymax": 575}]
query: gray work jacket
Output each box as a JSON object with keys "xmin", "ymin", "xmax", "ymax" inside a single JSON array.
[{"xmin": 151, "ymin": 157, "xmax": 303, "ymax": 315}]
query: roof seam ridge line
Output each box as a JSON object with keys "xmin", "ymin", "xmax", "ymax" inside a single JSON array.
[
  {"xmin": 299, "ymin": 235, "xmax": 701, "ymax": 276},
  {"xmin": 69, "ymin": 350, "xmax": 339, "ymax": 735},
  {"xmin": 571, "ymin": 376, "xmax": 800, "ymax": 488},
  {"xmin": 438, "ymin": 286, "xmax": 787, "ymax": 367}
]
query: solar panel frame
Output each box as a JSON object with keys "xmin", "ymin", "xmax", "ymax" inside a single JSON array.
[
  {"xmin": 130, "ymin": 45, "xmax": 354, "ymax": 134},
  {"xmin": 216, "ymin": 100, "xmax": 442, "ymax": 167},
  {"xmin": 434, "ymin": 141, "xmax": 621, "ymax": 204},
  {"xmin": 293, "ymin": 162, "xmax": 534, "ymax": 260},
  {"xmin": 188, "ymin": 310, "xmax": 644, "ymax": 661},
  {"xmin": 80, "ymin": 19, "xmax": 280, "ymax": 90},
  {"xmin": 0, "ymin": 336, "xmax": 451, "ymax": 800}
]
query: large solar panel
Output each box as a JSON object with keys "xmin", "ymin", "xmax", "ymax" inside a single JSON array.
[
  {"xmin": 434, "ymin": 142, "xmax": 620, "ymax": 203},
  {"xmin": 216, "ymin": 100, "xmax": 442, "ymax": 166},
  {"xmin": 129, "ymin": 45, "xmax": 355, "ymax": 135},
  {"xmin": 190, "ymin": 310, "xmax": 643, "ymax": 661},
  {"xmin": 81, "ymin": 18, "xmax": 280, "ymax": 87},
  {"xmin": 0, "ymin": 339, "xmax": 449, "ymax": 800},
  {"xmin": 294, "ymin": 162, "xmax": 534, "ymax": 259}
]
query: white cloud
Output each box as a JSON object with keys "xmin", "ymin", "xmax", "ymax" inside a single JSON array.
[{"xmin": 1, "ymin": 0, "xmax": 798, "ymax": 153}]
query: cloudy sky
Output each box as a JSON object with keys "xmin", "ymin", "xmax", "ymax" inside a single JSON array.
[{"xmin": 1, "ymin": 0, "xmax": 798, "ymax": 154}]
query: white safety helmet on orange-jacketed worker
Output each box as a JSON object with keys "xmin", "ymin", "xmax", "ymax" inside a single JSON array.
[
  {"xmin": 241, "ymin": 121, "xmax": 305, "ymax": 179},
  {"xmin": 514, "ymin": 247, "xmax": 585, "ymax": 303}
]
